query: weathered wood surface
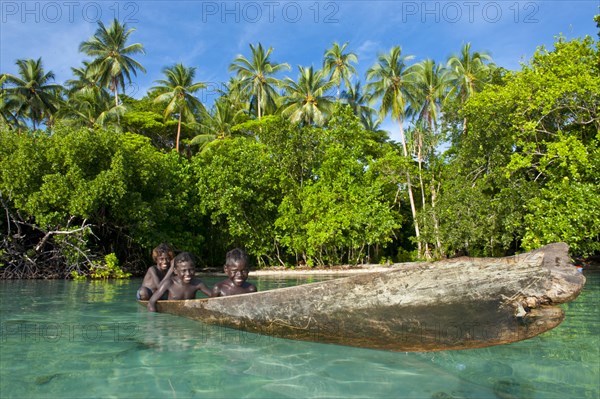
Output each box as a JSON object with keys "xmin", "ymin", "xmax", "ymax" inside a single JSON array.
[{"xmin": 141, "ymin": 243, "xmax": 585, "ymax": 352}]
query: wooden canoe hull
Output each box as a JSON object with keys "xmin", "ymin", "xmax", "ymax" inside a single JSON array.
[{"xmin": 140, "ymin": 243, "xmax": 585, "ymax": 352}]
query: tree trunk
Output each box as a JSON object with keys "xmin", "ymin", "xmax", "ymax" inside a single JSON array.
[
  {"xmin": 176, "ymin": 112, "xmax": 182, "ymax": 153},
  {"xmin": 257, "ymin": 89, "xmax": 262, "ymax": 119},
  {"xmin": 113, "ymin": 79, "xmax": 120, "ymax": 126},
  {"xmin": 430, "ymin": 177, "xmax": 443, "ymax": 257},
  {"xmin": 417, "ymin": 135, "xmax": 431, "ymax": 259},
  {"xmin": 398, "ymin": 120, "xmax": 421, "ymax": 256}
]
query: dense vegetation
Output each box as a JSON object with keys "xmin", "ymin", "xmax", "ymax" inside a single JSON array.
[{"xmin": 1, "ymin": 18, "xmax": 598, "ymax": 278}]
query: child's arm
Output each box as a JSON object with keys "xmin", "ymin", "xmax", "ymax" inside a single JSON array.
[
  {"xmin": 211, "ymin": 283, "xmax": 222, "ymax": 298},
  {"xmin": 152, "ymin": 260, "xmax": 175, "ymax": 293},
  {"xmin": 163, "ymin": 259, "xmax": 176, "ymax": 280},
  {"xmin": 196, "ymin": 281, "xmax": 213, "ymax": 297},
  {"xmin": 147, "ymin": 279, "xmax": 171, "ymax": 312}
]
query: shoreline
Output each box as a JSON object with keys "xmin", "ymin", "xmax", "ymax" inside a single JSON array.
[
  {"xmin": 198, "ymin": 263, "xmax": 415, "ymax": 277},
  {"xmin": 250, "ymin": 264, "xmax": 399, "ymax": 276},
  {"xmin": 197, "ymin": 255, "xmax": 600, "ymax": 277}
]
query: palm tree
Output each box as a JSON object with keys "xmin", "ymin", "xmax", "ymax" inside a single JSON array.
[
  {"xmin": 228, "ymin": 43, "xmax": 290, "ymax": 119},
  {"xmin": 362, "ymin": 113, "xmax": 389, "ymax": 143},
  {"xmin": 446, "ymin": 43, "xmax": 493, "ymax": 135},
  {"xmin": 2, "ymin": 58, "xmax": 62, "ymax": 130},
  {"xmin": 152, "ymin": 63, "xmax": 207, "ymax": 153},
  {"xmin": 341, "ymin": 81, "xmax": 376, "ymax": 128},
  {"xmin": 0, "ymin": 74, "xmax": 25, "ymax": 130},
  {"xmin": 79, "ymin": 18, "xmax": 145, "ymax": 109},
  {"xmin": 65, "ymin": 61, "xmax": 100, "ymax": 96},
  {"xmin": 408, "ymin": 59, "xmax": 450, "ymax": 132},
  {"xmin": 366, "ymin": 46, "xmax": 422, "ymax": 255},
  {"xmin": 406, "ymin": 59, "xmax": 446, "ymax": 210},
  {"xmin": 366, "ymin": 46, "xmax": 415, "ymax": 149},
  {"xmin": 323, "ymin": 42, "xmax": 358, "ymax": 99},
  {"xmin": 190, "ymin": 97, "xmax": 247, "ymax": 153},
  {"xmin": 60, "ymin": 89, "xmax": 124, "ymax": 129},
  {"xmin": 281, "ymin": 66, "xmax": 335, "ymax": 126},
  {"xmin": 216, "ymin": 77, "xmax": 253, "ymax": 118},
  {"xmin": 406, "ymin": 59, "xmax": 451, "ymax": 258}
]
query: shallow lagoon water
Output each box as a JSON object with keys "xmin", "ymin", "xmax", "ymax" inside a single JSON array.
[{"xmin": 1, "ymin": 272, "xmax": 598, "ymax": 399}]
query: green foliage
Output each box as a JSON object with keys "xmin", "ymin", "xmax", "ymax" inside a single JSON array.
[
  {"xmin": 71, "ymin": 253, "xmax": 131, "ymax": 280},
  {"xmin": 443, "ymin": 36, "xmax": 600, "ymax": 256},
  {"xmin": 189, "ymin": 106, "xmax": 405, "ymax": 266},
  {"xmin": 274, "ymin": 105, "xmax": 402, "ymax": 265},
  {"xmin": 434, "ymin": 173, "xmax": 529, "ymax": 257},
  {"xmin": 3, "ymin": 32, "xmax": 599, "ymax": 277},
  {"xmin": 0, "ymin": 123, "xmax": 204, "ymax": 273},
  {"xmin": 522, "ymin": 179, "xmax": 600, "ymax": 256},
  {"xmin": 192, "ymin": 136, "xmax": 281, "ymax": 263},
  {"xmin": 121, "ymin": 96, "xmax": 198, "ymax": 151}
]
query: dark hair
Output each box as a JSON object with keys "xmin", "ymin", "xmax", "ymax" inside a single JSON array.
[
  {"xmin": 152, "ymin": 243, "xmax": 174, "ymax": 262},
  {"xmin": 174, "ymin": 252, "xmax": 195, "ymax": 268},
  {"xmin": 225, "ymin": 248, "xmax": 249, "ymax": 267}
]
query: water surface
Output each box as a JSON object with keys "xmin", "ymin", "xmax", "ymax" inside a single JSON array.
[{"xmin": 1, "ymin": 272, "xmax": 598, "ymax": 399}]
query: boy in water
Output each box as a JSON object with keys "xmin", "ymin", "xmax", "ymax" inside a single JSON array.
[
  {"xmin": 147, "ymin": 252, "xmax": 212, "ymax": 312},
  {"xmin": 137, "ymin": 243, "xmax": 174, "ymax": 300},
  {"xmin": 212, "ymin": 248, "xmax": 257, "ymax": 297}
]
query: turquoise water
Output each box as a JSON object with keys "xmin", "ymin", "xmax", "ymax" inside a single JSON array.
[{"xmin": 1, "ymin": 272, "xmax": 598, "ymax": 399}]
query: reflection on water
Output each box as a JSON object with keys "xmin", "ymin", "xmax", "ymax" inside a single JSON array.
[{"xmin": 0, "ymin": 272, "xmax": 598, "ymax": 399}]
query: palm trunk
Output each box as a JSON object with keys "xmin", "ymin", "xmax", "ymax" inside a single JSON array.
[
  {"xmin": 417, "ymin": 135, "xmax": 426, "ymax": 208},
  {"xmin": 113, "ymin": 79, "xmax": 120, "ymax": 126},
  {"xmin": 430, "ymin": 175, "xmax": 443, "ymax": 257},
  {"xmin": 417, "ymin": 136, "xmax": 431, "ymax": 259},
  {"xmin": 257, "ymin": 89, "xmax": 262, "ymax": 119},
  {"xmin": 461, "ymin": 90, "xmax": 468, "ymax": 136},
  {"xmin": 398, "ymin": 120, "xmax": 421, "ymax": 256},
  {"xmin": 176, "ymin": 112, "xmax": 182, "ymax": 153}
]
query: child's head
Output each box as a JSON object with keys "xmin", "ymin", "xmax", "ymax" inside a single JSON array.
[
  {"xmin": 174, "ymin": 252, "xmax": 196, "ymax": 283},
  {"xmin": 224, "ymin": 248, "xmax": 249, "ymax": 287},
  {"xmin": 152, "ymin": 243, "xmax": 174, "ymax": 271}
]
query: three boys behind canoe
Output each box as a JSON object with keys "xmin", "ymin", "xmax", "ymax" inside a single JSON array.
[{"xmin": 138, "ymin": 245, "xmax": 257, "ymax": 312}]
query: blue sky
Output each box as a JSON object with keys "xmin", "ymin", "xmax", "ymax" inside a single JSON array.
[{"xmin": 1, "ymin": 1, "xmax": 597, "ymax": 140}]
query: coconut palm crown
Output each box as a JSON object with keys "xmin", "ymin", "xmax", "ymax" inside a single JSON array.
[
  {"xmin": 152, "ymin": 63, "xmax": 207, "ymax": 153},
  {"xmin": 79, "ymin": 18, "xmax": 146, "ymax": 108},
  {"xmin": 2, "ymin": 57, "xmax": 63, "ymax": 130},
  {"xmin": 446, "ymin": 43, "xmax": 493, "ymax": 102},
  {"xmin": 281, "ymin": 66, "xmax": 335, "ymax": 126},
  {"xmin": 323, "ymin": 41, "xmax": 358, "ymax": 99},
  {"xmin": 228, "ymin": 43, "xmax": 290, "ymax": 119}
]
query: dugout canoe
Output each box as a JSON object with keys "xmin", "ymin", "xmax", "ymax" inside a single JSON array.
[{"xmin": 139, "ymin": 242, "xmax": 585, "ymax": 352}]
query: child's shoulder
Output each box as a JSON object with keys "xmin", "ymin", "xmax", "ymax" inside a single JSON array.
[
  {"xmin": 144, "ymin": 265, "xmax": 158, "ymax": 274},
  {"xmin": 214, "ymin": 278, "xmax": 230, "ymax": 287}
]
